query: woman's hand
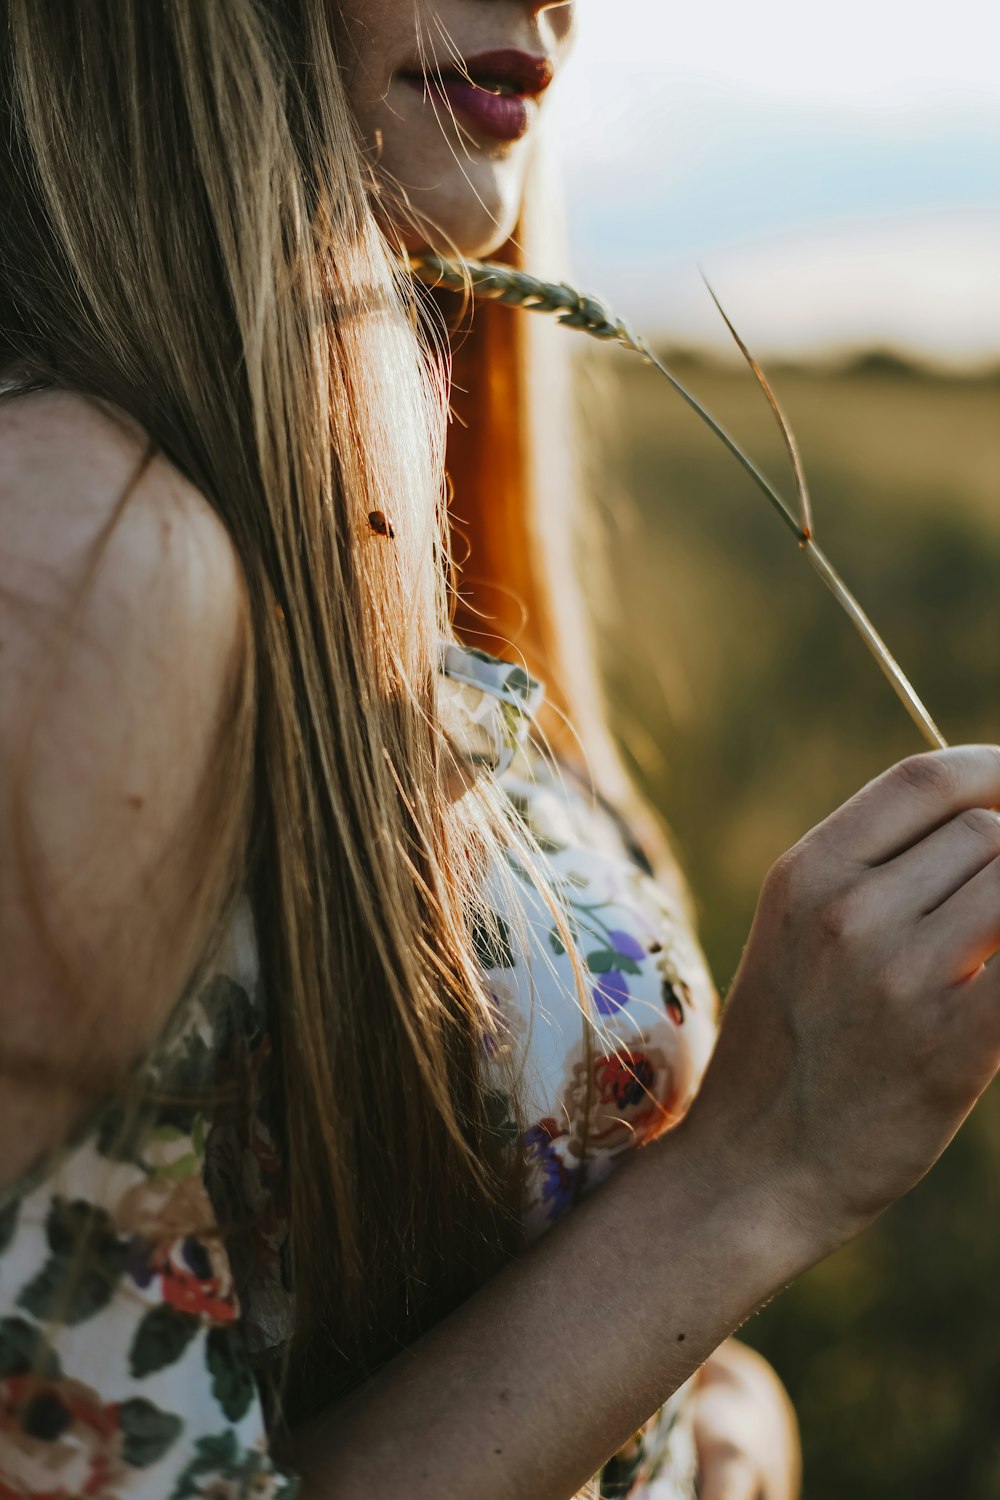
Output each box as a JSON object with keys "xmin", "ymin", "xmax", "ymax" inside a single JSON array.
[
  {"xmin": 284, "ymin": 745, "xmax": 1000, "ymax": 1500},
  {"xmin": 690, "ymin": 744, "xmax": 1000, "ymax": 1256},
  {"xmin": 693, "ymin": 1341, "xmax": 800, "ymax": 1500}
]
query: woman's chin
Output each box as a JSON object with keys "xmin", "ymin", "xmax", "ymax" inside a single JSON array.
[
  {"xmin": 388, "ymin": 165, "xmax": 524, "ymax": 261},
  {"xmin": 400, "ymin": 219, "xmax": 514, "ymax": 261}
]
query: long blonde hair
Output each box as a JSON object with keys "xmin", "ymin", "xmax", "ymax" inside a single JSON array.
[{"xmin": 0, "ymin": 0, "xmax": 536, "ymax": 1412}]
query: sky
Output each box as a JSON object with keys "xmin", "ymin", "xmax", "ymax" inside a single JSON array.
[{"xmin": 545, "ymin": 0, "xmax": 1000, "ymax": 362}]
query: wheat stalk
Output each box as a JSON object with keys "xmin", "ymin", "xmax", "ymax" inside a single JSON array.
[{"xmin": 413, "ymin": 252, "xmax": 947, "ymax": 751}]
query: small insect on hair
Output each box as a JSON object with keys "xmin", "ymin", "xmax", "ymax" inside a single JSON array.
[{"xmin": 368, "ymin": 510, "xmax": 395, "ymax": 539}]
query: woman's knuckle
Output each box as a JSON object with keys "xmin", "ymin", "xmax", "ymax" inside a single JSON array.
[
  {"xmin": 893, "ymin": 752, "xmax": 951, "ymax": 801},
  {"xmin": 766, "ymin": 850, "xmax": 801, "ymax": 905},
  {"xmin": 768, "ymin": 830, "xmax": 837, "ymax": 912},
  {"xmin": 959, "ymin": 807, "xmax": 1000, "ymax": 850},
  {"xmin": 818, "ymin": 890, "xmax": 863, "ymax": 944}
]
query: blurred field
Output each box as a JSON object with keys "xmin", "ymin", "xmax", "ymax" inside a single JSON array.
[{"xmin": 583, "ymin": 351, "xmax": 1000, "ymax": 1499}]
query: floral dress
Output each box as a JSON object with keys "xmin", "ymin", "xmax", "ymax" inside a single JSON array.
[{"xmin": 0, "ymin": 646, "xmax": 718, "ymax": 1500}]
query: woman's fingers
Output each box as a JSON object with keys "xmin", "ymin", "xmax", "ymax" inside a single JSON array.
[
  {"xmin": 949, "ymin": 952, "xmax": 1000, "ymax": 1069},
  {"xmin": 922, "ymin": 855, "xmax": 1000, "ymax": 985},
  {"xmin": 713, "ymin": 745, "xmax": 1000, "ymax": 1248},
  {"xmin": 820, "ymin": 746, "xmax": 1000, "ymax": 868},
  {"xmin": 868, "ymin": 806, "xmax": 1000, "ymax": 919}
]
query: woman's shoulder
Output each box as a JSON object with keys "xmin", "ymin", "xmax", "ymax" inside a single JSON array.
[
  {"xmin": 0, "ymin": 392, "xmax": 293, "ymax": 1499},
  {"xmin": 0, "ymin": 387, "xmax": 243, "ymax": 613},
  {"xmin": 0, "ymin": 389, "xmax": 245, "ymax": 681},
  {"xmin": 0, "ymin": 387, "xmax": 249, "ymax": 1191}
]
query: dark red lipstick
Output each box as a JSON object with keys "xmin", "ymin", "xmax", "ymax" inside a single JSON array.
[{"xmin": 400, "ymin": 50, "xmax": 555, "ymax": 143}]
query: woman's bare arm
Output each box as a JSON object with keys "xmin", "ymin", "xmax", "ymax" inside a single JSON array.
[
  {"xmin": 0, "ymin": 390, "xmax": 247, "ymax": 1185},
  {"xmin": 286, "ymin": 744, "xmax": 1000, "ymax": 1498},
  {"xmin": 285, "ymin": 1105, "xmax": 812, "ymax": 1499}
]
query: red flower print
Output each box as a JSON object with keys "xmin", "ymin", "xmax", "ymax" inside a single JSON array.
[
  {"xmin": 595, "ymin": 1053, "xmax": 656, "ymax": 1112},
  {"xmin": 160, "ymin": 1263, "xmax": 238, "ymax": 1324},
  {"xmin": 581, "ymin": 1050, "xmax": 673, "ymax": 1148},
  {"xmin": 0, "ymin": 1372, "xmax": 126, "ymax": 1500},
  {"xmin": 134, "ymin": 1235, "xmax": 238, "ymax": 1327}
]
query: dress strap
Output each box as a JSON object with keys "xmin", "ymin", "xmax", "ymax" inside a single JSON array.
[{"xmin": 438, "ymin": 642, "xmax": 545, "ymax": 778}]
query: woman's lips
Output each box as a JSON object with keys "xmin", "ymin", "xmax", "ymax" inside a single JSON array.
[
  {"xmin": 399, "ymin": 50, "xmax": 554, "ymax": 145},
  {"xmin": 417, "ymin": 78, "xmax": 531, "ymax": 141}
]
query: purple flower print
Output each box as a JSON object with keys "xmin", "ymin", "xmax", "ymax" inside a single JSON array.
[
  {"xmin": 592, "ymin": 969, "xmax": 631, "ymax": 1016},
  {"xmin": 607, "ymin": 929, "xmax": 646, "ymax": 964},
  {"xmin": 588, "ymin": 929, "xmax": 645, "ymax": 1015},
  {"xmin": 523, "ymin": 1121, "xmax": 576, "ymax": 1219}
]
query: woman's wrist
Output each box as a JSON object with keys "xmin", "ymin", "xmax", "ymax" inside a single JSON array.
[
  {"xmin": 284, "ymin": 1099, "xmax": 831, "ymax": 1500},
  {"xmin": 648, "ymin": 1095, "xmax": 840, "ymax": 1306}
]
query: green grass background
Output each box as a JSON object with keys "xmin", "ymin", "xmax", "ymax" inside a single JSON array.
[{"xmin": 585, "ymin": 352, "xmax": 1000, "ymax": 1498}]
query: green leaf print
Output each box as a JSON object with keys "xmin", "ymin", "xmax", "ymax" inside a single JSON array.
[
  {"xmin": 19, "ymin": 1247, "xmax": 120, "ymax": 1326},
  {"xmin": 587, "ymin": 949, "xmax": 642, "ymax": 977},
  {"xmin": 154, "ymin": 1152, "xmax": 202, "ymax": 1183},
  {"xmin": 0, "ymin": 1317, "xmax": 62, "ymax": 1379},
  {"xmin": 118, "ymin": 1398, "xmax": 183, "ymax": 1467},
  {"xmin": 498, "ymin": 698, "xmax": 525, "ymax": 746},
  {"xmin": 206, "ymin": 1325, "xmax": 256, "ymax": 1422},
  {"xmin": 130, "ymin": 1305, "xmax": 201, "ymax": 1378},
  {"xmin": 173, "ymin": 1436, "xmax": 300, "ymax": 1500},
  {"xmin": 191, "ymin": 1429, "xmax": 239, "ymax": 1470},
  {"xmin": 547, "ymin": 929, "xmax": 566, "ymax": 956},
  {"xmin": 170, "ymin": 1430, "xmax": 241, "ymax": 1500},
  {"xmin": 149, "ymin": 1125, "xmax": 192, "ymax": 1145},
  {"xmin": 17, "ymin": 1260, "xmax": 72, "ymax": 1323},
  {"xmin": 16, "ymin": 1198, "xmax": 129, "ymax": 1326},
  {"xmin": 44, "ymin": 1198, "xmax": 118, "ymax": 1258}
]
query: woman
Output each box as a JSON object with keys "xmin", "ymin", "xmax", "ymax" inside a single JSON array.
[{"xmin": 2, "ymin": 5, "xmax": 1000, "ymax": 1499}]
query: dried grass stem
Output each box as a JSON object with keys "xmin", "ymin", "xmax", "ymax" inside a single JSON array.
[{"xmin": 413, "ymin": 253, "xmax": 947, "ymax": 751}]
